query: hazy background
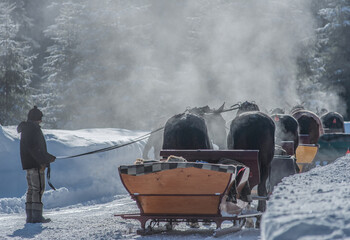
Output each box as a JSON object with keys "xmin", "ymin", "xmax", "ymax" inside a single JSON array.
[
  {"xmin": 1, "ymin": 0, "xmax": 348, "ymax": 129},
  {"xmin": 63, "ymin": 0, "xmax": 343, "ymax": 129}
]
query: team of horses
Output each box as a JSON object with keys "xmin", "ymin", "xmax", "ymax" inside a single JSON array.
[{"xmin": 143, "ymin": 101, "xmax": 345, "ymax": 228}]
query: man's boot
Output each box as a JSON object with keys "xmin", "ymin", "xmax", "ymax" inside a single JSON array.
[
  {"xmin": 32, "ymin": 203, "xmax": 51, "ymax": 223},
  {"xmin": 25, "ymin": 203, "xmax": 32, "ymax": 223}
]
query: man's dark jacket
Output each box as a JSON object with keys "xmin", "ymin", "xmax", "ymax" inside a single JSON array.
[{"xmin": 17, "ymin": 121, "xmax": 55, "ymax": 170}]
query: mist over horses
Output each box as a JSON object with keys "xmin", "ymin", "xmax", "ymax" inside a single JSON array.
[{"xmin": 0, "ymin": 0, "xmax": 348, "ymax": 130}]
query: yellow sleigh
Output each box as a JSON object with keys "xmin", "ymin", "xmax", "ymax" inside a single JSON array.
[
  {"xmin": 293, "ymin": 134, "xmax": 317, "ymax": 172},
  {"xmin": 296, "ymin": 144, "xmax": 318, "ymax": 172}
]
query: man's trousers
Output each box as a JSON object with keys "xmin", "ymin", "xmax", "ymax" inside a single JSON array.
[{"xmin": 25, "ymin": 168, "xmax": 45, "ymax": 222}]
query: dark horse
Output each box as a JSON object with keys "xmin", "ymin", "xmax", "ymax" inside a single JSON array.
[
  {"xmin": 290, "ymin": 105, "xmax": 324, "ymax": 144},
  {"xmin": 320, "ymin": 111, "xmax": 345, "ymax": 133},
  {"xmin": 144, "ymin": 104, "xmax": 226, "ymax": 159},
  {"xmin": 227, "ymin": 101, "xmax": 275, "ymax": 224},
  {"xmin": 271, "ymin": 113, "xmax": 299, "ymax": 155},
  {"xmin": 162, "ymin": 112, "xmax": 211, "ymax": 150},
  {"xmin": 270, "ymin": 113, "xmax": 300, "ymax": 177}
]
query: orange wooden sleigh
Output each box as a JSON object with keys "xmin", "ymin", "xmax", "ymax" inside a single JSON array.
[{"xmin": 115, "ymin": 150, "xmax": 263, "ymax": 236}]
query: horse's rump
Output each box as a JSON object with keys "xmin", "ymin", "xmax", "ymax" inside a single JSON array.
[
  {"xmin": 271, "ymin": 114, "xmax": 299, "ymax": 154},
  {"xmin": 162, "ymin": 113, "xmax": 211, "ymax": 150}
]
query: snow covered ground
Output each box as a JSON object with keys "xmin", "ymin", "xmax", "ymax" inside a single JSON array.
[
  {"xmin": 1, "ymin": 124, "xmax": 350, "ymax": 239},
  {"xmin": 262, "ymin": 156, "xmax": 350, "ymax": 240}
]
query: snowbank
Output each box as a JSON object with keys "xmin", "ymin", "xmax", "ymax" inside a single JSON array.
[
  {"xmin": 0, "ymin": 125, "xmax": 148, "ymax": 213},
  {"xmin": 261, "ymin": 155, "xmax": 350, "ymax": 240}
]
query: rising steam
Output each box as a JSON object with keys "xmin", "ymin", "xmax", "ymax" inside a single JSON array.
[{"xmin": 56, "ymin": 0, "xmax": 344, "ymax": 129}]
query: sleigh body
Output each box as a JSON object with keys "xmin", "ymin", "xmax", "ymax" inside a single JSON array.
[{"xmin": 116, "ymin": 150, "xmax": 262, "ymax": 236}]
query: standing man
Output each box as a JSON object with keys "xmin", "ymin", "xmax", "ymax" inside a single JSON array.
[{"xmin": 17, "ymin": 106, "xmax": 56, "ymax": 223}]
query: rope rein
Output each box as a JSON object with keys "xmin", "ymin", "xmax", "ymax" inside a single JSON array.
[{"xmin": 56, "ymin": 126, "xmax": 164, "ymax": 160}]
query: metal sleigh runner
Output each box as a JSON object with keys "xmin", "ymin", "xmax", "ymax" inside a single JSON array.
[{"xmin": 115, "ymin": 149, "xmax": 264, "ymax": 237}]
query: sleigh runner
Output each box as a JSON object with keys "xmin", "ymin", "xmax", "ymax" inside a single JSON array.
[{"xmin": 116, "ymin": 150, "xmax": 262, "ymax": 236}]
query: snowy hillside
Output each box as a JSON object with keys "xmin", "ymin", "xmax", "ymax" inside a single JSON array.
[
  {"xmin": 0, "ymin": 125, "xmax": 147, "ymax": 208},
  {"xmin": 1, "ymin": 125, "xmax": 350, "ymax": 239}
]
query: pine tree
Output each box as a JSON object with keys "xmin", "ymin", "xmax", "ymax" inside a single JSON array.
[
  {"xmin": 42, "ymin": 1, "xmax": 84, "ymax": 128},
  {"xmin": 317, "ymin": 0, "xmax": 350, "ymax": 118},
  {"xmin": 300, "ymin": 0, "xmax": 350, "ymax": 118},
  {"xmin": 0, "ymin": 1, "xmax": 35, "ymax": 125}
]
